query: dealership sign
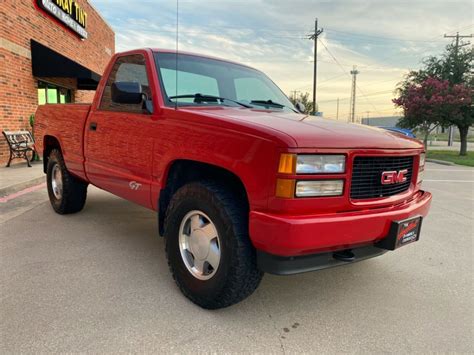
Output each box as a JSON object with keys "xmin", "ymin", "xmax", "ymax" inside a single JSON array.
[{"xmin": 37, "ymin": 0, "xmax": 88, "ymax": 39}]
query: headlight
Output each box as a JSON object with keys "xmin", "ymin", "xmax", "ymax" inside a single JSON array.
[
  {"xmin": 419, "ymin": 153, "xmax": 425, "ymax": 167},
  {"xmin": 417, "ymin": 153, "xmax": 425, "ymax": 184},
  {"xmin": 296, "ymin": 155, "xmax": 345, "ymax": 174},
  {"xmin": 296, "ymin": 180, "xmax": 344, "ymax": 197}
]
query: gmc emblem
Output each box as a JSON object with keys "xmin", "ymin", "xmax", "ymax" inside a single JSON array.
[{"xmin": 381, "ymin": 169, "xmax": 408, "ymax": 185}]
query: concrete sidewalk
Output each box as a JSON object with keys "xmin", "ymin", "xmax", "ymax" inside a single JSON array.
[
  {"xmin": 0, "ymin": 161, "xmax": 44, "ymax": 197},
  {"xmin": 427, "ymin": 141, "xmax": 474, "ymax": 151}
]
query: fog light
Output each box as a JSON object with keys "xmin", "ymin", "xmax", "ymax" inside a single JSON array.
[{"xmin": 296, "ymin": 180, "xmax": 344, "ymax": 197}]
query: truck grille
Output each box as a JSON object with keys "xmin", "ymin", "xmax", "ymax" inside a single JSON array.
[{"xmin": 350, "ymin": 156, "xmax": 414, "ymax": 199}]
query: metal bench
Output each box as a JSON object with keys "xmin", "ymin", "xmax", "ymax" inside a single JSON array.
[{"xmin": 2, "ymin": 130, "xmax": 37, "ymax": 167}]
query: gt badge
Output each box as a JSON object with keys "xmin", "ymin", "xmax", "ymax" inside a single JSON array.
[{"xmin": 129, "ymin": 181, "xmax": 142, "ymax": 190}]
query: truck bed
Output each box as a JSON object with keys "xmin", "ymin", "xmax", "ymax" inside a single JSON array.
[{"xmin": 35, "ymin": 103, "xmax": 91, "ymax": 180}]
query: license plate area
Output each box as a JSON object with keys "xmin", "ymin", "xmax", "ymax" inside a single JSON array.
[{"xmin": 376, "ymin": 216, "xmax": 422, "ymax": 250}]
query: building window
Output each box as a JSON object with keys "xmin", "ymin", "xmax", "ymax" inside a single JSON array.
[{"xmin": 38, "ymin": 81, "xmax": 72, "ymax": 105}]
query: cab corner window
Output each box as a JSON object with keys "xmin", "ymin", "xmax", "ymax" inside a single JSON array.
[{"xmin": 99, "ymin": 54, "xmax": 150, "ymax": 114}]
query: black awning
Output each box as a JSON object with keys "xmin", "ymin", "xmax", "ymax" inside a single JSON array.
[{"xmin": 30, "ymin": 40, "xmax": 101, "ymax": 90}]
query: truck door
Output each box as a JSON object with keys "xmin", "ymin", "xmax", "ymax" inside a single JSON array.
[{"xmin": 84, "ymin": 53, "xmax": 155, "ymax": 208}]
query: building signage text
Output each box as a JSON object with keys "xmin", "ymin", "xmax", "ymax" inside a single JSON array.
[{"xmin": 37, "ymin": 0, "xmax": 88, "ymax": 39}]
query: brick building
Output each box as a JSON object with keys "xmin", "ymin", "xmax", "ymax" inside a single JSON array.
[{"xmin": 0, "ymin": 0, "xmax": 115, "ymax": 164}]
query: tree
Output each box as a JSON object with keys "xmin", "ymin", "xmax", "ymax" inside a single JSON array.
[
  {"xmin": 394, "ymin": 42, "xmax": 473, "ymax": 155},
  {"xmin": 289, "ymin": 92, "xmax": 316, "ymax": 115},
  {"xmin": 393, "ymin": 77, "xmax": 471, "ymax": 150}
]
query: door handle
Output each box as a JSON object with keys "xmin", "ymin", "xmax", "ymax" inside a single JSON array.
[{"xmin": 89, "ymin": 122, "xmax": 98, "ymax": 131}]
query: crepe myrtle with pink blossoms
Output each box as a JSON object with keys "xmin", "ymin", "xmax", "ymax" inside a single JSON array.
[{"xmin": 393, "ymin": 77, "xmax": 472, "ymax": 153}]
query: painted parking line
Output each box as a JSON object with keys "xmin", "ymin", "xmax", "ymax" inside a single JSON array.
[
  {"xmin": 0, "ymin": 183, "xmax": 46, "ymax": 203},
  {"xmin": 425, "ymin": 169, "xmax": 474, "ymax": 172},
  {"xmin": 424, "ymin": 179, "xmax": 474, "ymax": 183}
]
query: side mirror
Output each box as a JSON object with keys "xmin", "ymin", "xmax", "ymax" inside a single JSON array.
[
  {"xmin": 111, "ymin": 81, "xmax": 143, "ymax": 104},
  {"xmin": 295, "ymin": 101, "xmax": 306, "ymax": 114}
]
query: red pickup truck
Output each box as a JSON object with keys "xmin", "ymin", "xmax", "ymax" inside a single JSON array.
[{"xmin": 35, "ymin": 49, "xmax": 432, "ymax": 309}]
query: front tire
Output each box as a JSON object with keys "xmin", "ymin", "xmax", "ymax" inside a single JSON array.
[
  {"xmin": 164, "ymin": 181, "xmax": 263, "ymax": 309},
  {"xmin": 46, "ymin": 149, "xmax": 88, "ymax": 214}
]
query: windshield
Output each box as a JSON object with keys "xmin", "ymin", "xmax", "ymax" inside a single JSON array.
[{"xmin": 154, "ymin": 52, "xmax": 296, "ymax": 112}]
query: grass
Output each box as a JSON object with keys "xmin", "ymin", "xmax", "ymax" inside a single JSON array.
[{"xmin": 427, "ymin": 150, "xmax": 474, "ymax": 167}]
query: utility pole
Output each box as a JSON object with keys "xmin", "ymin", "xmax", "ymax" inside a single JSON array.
[
  {"xmin": 290, "ymin": 90, "xmax": 300, "ymax": 102},
  {"xmin": 443, "ymin": 32, "xmax": 472, "ymax": 146},
  {"xmin": 308, "ymin": 18, "xmax": 323, "ymax": 116},
  {"xmin": 444, "ymin": 32, "xmax": 472, "ymax": 81},
  {"xmin": 349, "ymin": 65, "xmax": 359, "ymax": 123},
  {"xmin": 336, "ymin": 98, "xmax": 339, "ymax": 120}
]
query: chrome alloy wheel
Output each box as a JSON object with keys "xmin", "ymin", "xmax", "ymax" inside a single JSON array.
[
  {"xmin": 178, "ymin": 210, "xmax": 221, "ymax": 280},
  {"xmin": 51, "ymin": 163, "xmax": 63, "ymax": 200}
]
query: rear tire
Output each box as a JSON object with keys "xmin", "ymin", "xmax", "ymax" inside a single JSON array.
[
  {"xmin": 46, "ymin": 149, "xmax": 88, "ymax": 214},
  {"xmin": 164, "ymin": 181, "xmax": 263, "ymax": 309}
]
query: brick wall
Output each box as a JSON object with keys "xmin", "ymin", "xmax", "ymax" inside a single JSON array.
[{"xmin": 0, "ymin": 0, "xmax": 115, "ymax": 164}]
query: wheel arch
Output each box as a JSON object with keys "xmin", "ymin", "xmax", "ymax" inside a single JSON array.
[
  {"xmin": 158, "ymin": 159, "xmax": 249, "ymax": 236},
  {"xmin": 43, "ymin": 135, "xmax": 62, "ymax": 173}
]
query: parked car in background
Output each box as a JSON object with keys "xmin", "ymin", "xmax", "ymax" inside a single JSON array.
[{"xmin": 380, "ymin": 127, "xmax": 416, "ymax": 138}]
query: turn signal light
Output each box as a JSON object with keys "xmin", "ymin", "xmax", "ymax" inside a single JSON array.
[
  {"xmin": 275, "ymin": 179, "xmax": 296, "ymax": 198},
  {"xmin": 278, "ymin": 154, "xmax": 296, "ymax": 174}
]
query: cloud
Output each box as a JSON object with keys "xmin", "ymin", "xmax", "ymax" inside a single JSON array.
[{"xmin": 92, "ymin": 0, "xmax": 472, "ymax": 118}]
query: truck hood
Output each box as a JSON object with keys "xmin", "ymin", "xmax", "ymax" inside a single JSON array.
[{"xmin": 185, "ymin": 107, "xmax": 423, "ymax": 149}]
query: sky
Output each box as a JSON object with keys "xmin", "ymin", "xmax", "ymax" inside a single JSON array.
[{"xmin": 91, "ymin": 0, "xmax": 473, "ymax": 120}]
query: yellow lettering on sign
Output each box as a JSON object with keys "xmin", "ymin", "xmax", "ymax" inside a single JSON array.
[
  {"xmin": 82, "ymin": 11, "xmax": 87, "ymax": 28},
  {"xmin": 47, "ymin": 0, "xmax": 88, "ymax": 30},
  {"xmin": 75, "ymin": 6, "xmax": 87, "ymax": 28},
  {"xmin": 63, "ymin": 0, "xmax": 69, "ymax": 14}
]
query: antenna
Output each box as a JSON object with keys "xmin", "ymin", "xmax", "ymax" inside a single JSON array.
[{"xmin": 175, "ymin": 0, "xmax": 179, "ymax": 110}]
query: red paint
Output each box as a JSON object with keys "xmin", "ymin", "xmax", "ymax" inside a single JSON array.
[
  {"xmin": 34, "ymin": 49, "xmax": 432, "ymax": 257},
  {"xmin": 0, "ymin": 183, "xmax": 46, "ymax": 203},
  {"xmin": 381, "ymin": 169, "xmax": 408, "ymax": 185}
]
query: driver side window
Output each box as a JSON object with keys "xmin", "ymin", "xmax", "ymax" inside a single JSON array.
[{"xmin": 100, "ymin": 54, "xmax": 150, "ymax": 113}]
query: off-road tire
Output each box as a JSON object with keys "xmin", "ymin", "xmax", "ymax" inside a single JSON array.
[
  {"xmin": 46, "ymin": 149, "xmax": 88, "ymax": 214},
  {"xmin": 164, "ymin": 181, "xmax": 263, "ymax": 309}
]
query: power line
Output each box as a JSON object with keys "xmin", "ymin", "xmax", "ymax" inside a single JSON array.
[
  {"xmin": 318, "ymin": 38, "xmax": 382, "ymax": 115},
  {"xmin": 324, "ymin": 28, "xmax": 445, "ymax": 43},
  {"xmin": 317, "ymin": 89, "xmax": 394, "ymax": 104},
  {"xmin": 293, "ymin": 73, "xmax": 348, "ymax": 91}
]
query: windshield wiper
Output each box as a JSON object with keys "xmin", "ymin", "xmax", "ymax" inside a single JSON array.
[
  {"xmin": 250, "ymin": 100, "xmax": 297, "ymax": 112},
  {"xmin": 168, "ymin": 93, "xmax": 252, "ymax": 108}
]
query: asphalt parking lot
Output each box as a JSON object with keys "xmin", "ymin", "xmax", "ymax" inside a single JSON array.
[{"xmin": 1, "ymin": 162, "xmax": 473, "ymax": 353}]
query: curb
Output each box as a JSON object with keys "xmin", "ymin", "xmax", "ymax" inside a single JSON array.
[
  {"xmin": 0, "ymin": 176, "xmax": 45, "ymax": 197},
  {"xmin": 426, "ymin": 158, "xmax": 456, "ymax": 166}
]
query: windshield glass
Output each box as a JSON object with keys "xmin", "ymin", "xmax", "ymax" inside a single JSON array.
[{"xmin": 154, "ymin": 52, "xmax": 296, "ymax": 112}]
